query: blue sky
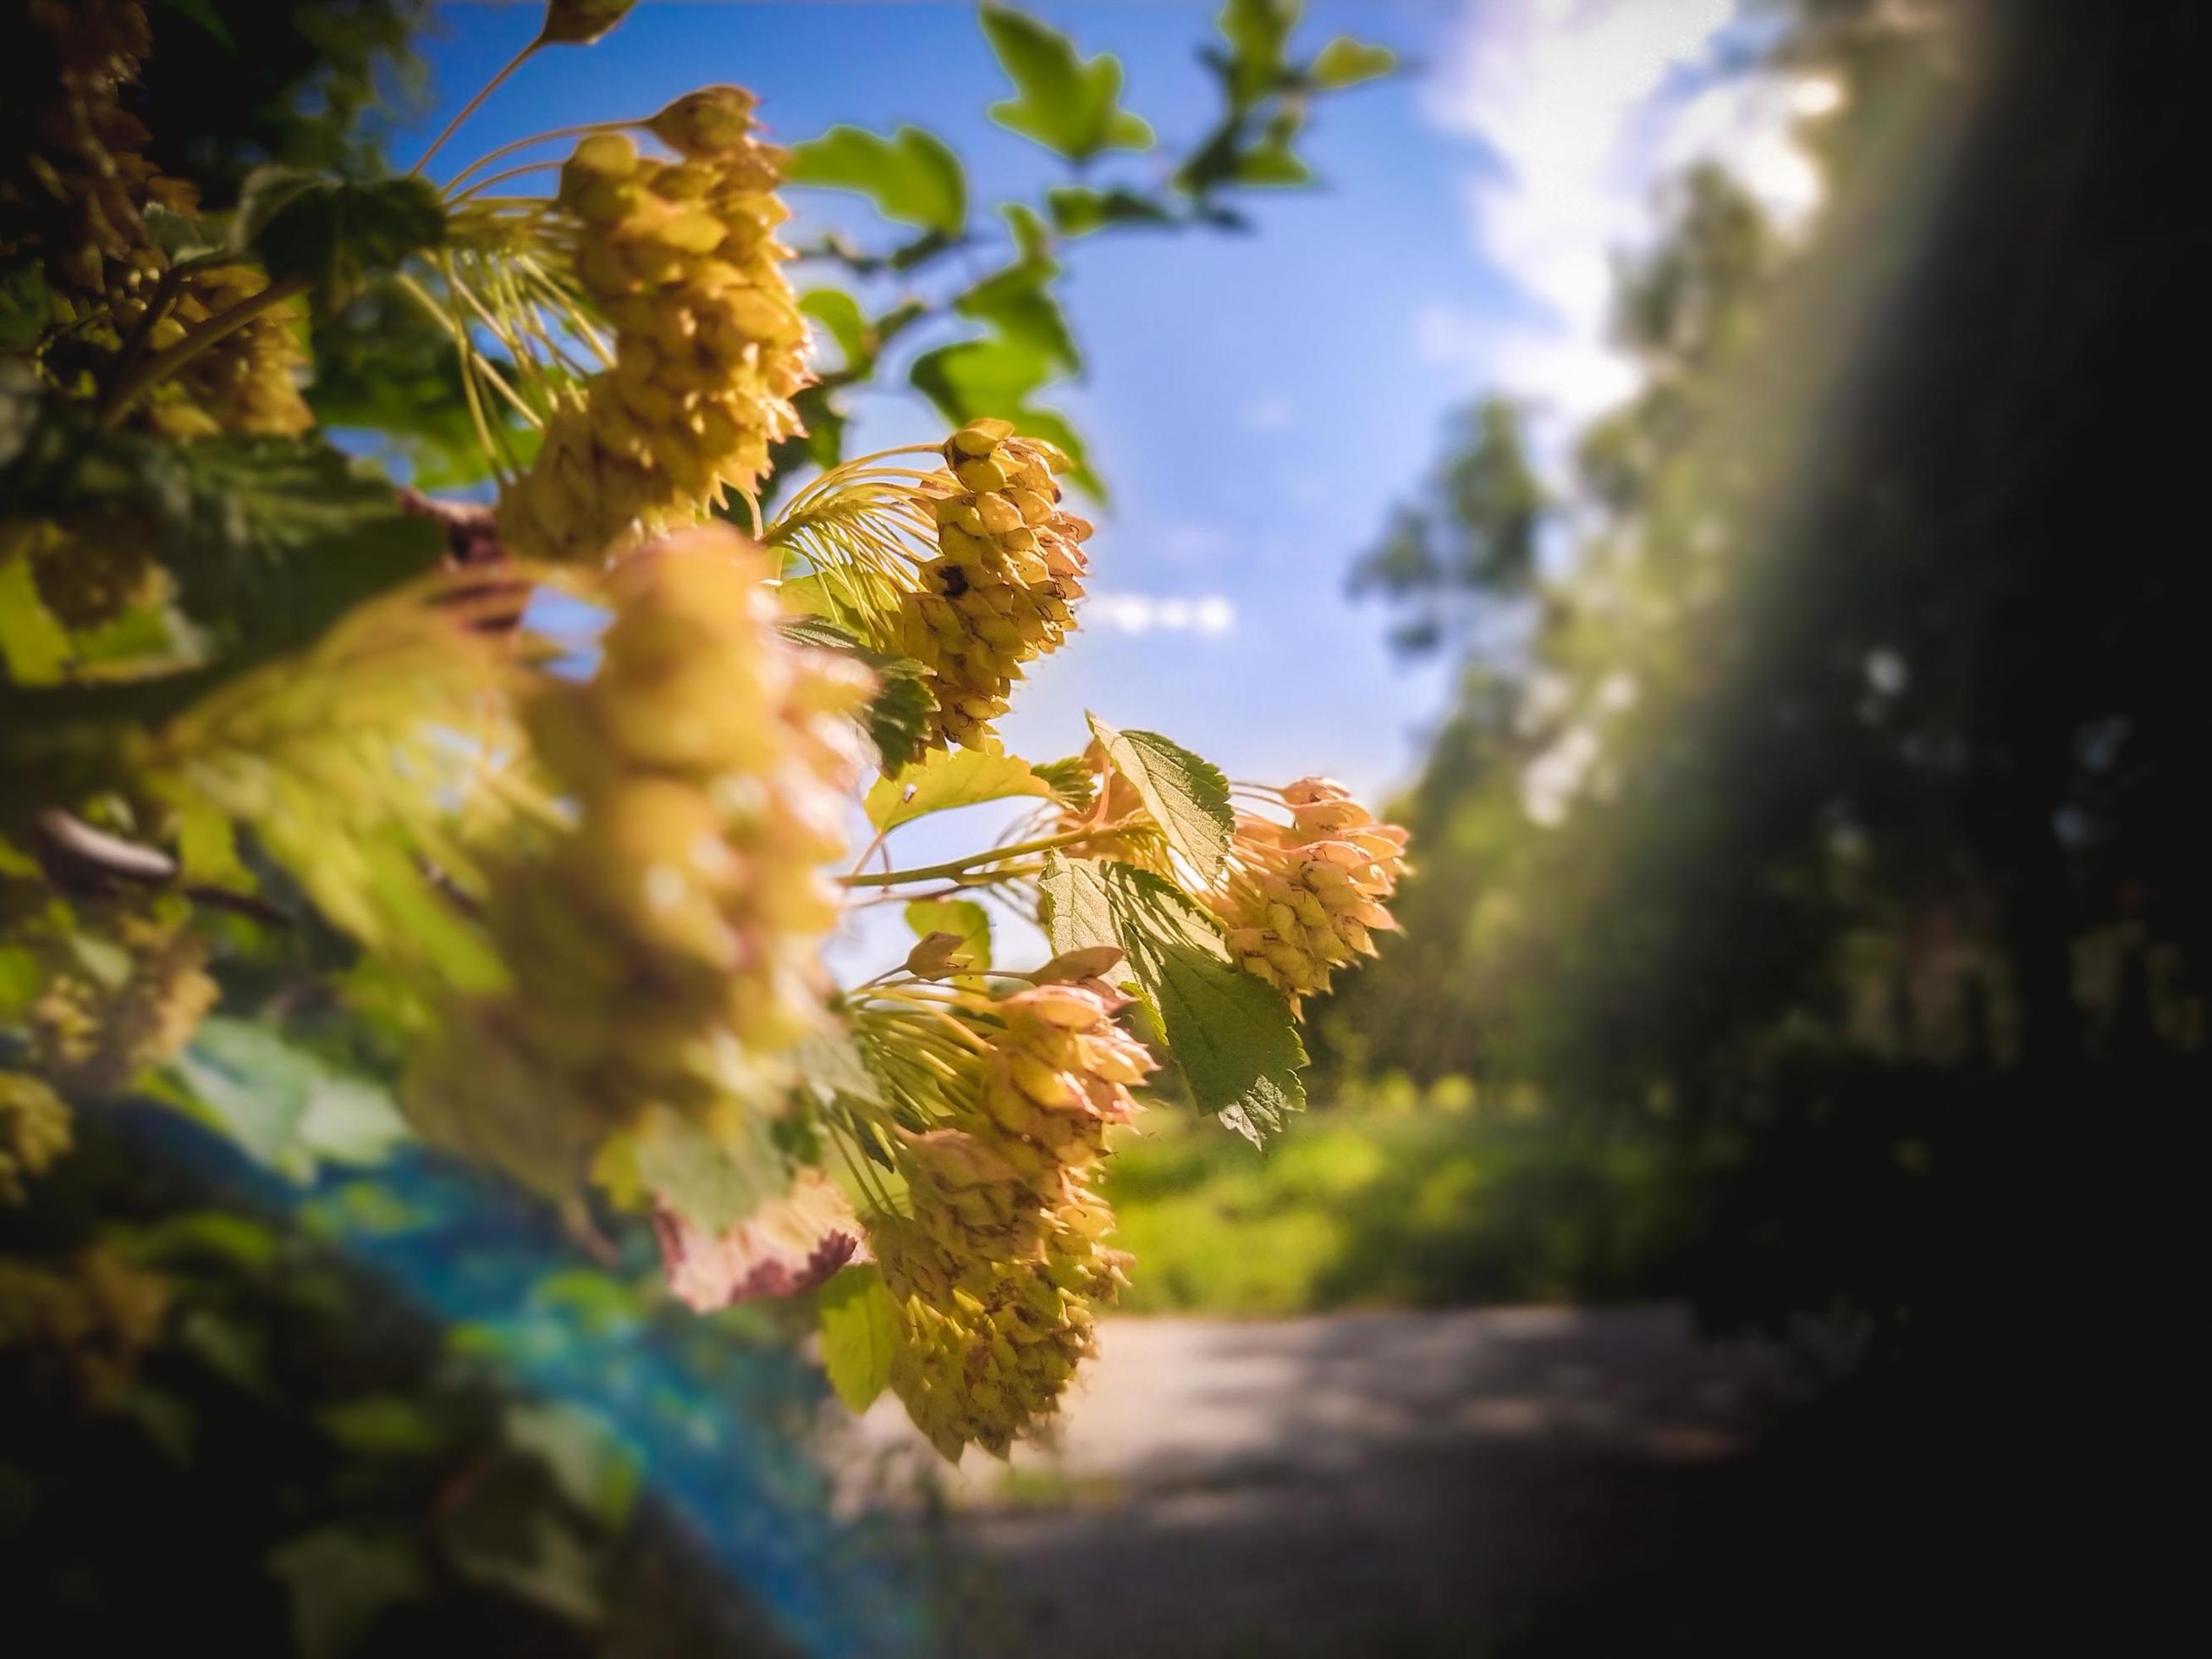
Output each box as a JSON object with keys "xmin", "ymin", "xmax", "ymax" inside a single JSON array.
[{"xmin": 401, "ymin": 1, "xmax": 1813, "ymax": 809}]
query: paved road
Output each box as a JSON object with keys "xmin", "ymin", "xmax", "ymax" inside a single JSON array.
[{"xmin": 843, "ymin": 1304, "xmax": 1819, "ymax": 1656}]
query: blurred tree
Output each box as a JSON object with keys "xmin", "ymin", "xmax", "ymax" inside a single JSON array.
[{"xmin": 1334, "ymin": 6, "xmax": 2203, "ymax": 1629}]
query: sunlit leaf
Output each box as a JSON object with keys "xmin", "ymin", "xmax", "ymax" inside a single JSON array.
[
  {"xmin": 799, "ymin": 288, "xmax": 870, "ymax": 367},
  {"xmin": 1310, "ymin": 36, "xmax": 1397, "ymax": 90},
  {"xmin": 0, "ymin": 553, "xmax": 71, "ymax": 684},
  {"xmin": 786, "ymin": 125, "xmax": 967, "ymax": 236},
  {"xmin": 904, "ymin": 898, "xmax": 993, "ymax": 972},
  {"xmin": 1217, "ymin": 0, "xmax": 1298, "ymax": 107},
  {"xmin": 1041, "ymin": 855, "xmax": 1307, "ymax": 1140},
  {"xmin": 169, "ymin": 1018, "xmax": 412, "ymax": 1180},
  {"xmin": 864, "ymin": 747, "xmax": 1056, "ymax": 831},
  {"xmin": 980, "ymin": 4, "xmax": 1155, "ymax": 161},
  {"xmin": 627, "ymin": 1104, "xmax": 786, "ymax": 1237},
  {"xmin": 1087, "ymin": 714, "xmax": 1235, "ymax": 882},
  {"xmin": 818, "ymin": 1264, "xmax": 900, "ymax": 1413},
  {"xmin": 953, "ymin": 208, "xmax": 1080, "ymax": 375}
]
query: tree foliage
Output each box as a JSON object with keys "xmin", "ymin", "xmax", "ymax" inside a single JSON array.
[{"xmin": 1329, "ymin": 17, "xmax": 2207, "ymax": 1590}]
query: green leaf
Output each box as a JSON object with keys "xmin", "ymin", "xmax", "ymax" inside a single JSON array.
[
  {"xmin": 629, "ymin": 1106, "xmax": 785, "ymax": 1236},
  {"xmin": 904, "ymin": 898, "xmax": 993, "ymax": 971},
  {"xmin": 0, "ymin": 262, "xmax": 56, "ymax": 352},
  {"xmin": 317, "ymin": 1397, "xmax": 444, "ymax": 1458},
  {"xmin": 169, "ymin": 1020, "xmax": 412, "ymax": 1179},
  {"xmin": 908, "ymin": 334, "xmax": 1103, "ymax": 497},
  {"xmin": 1233, "ymin": 141, "xmax": 1313, "ymax": 187},
  {"xmin": 440, "ymin": 1492, "xmax": 603, "ymax": 1624},
  {"xmin": 953, "ymin": 209, "xmax": 1079, "ymax": 375},
  {"xmin": 157, "ymin": 438, "xmax": 445, "ymax": 667},
  {"xmin": 269, "ymin": 1529, "xmax": 427, "ymax": 1659},
  {"xmin": 1087, "ymin": 714, "xmax": 1235, "ymax": 882},
  {"xmin": 909, "ymin": 333, "xmax": 1053, "ymax": 420},
  {"xmin": 1030, "ymin": 753, "xmax": 1098, "ymax": 812},
  {"xmin": 799, "ymin": 288, "xmax": 870, "ymax": 367},
  {"xmin": 503, "ymin": 1401, "xmax": 641, "ymax": 1529},
  {"xmin": 1039, "ymin": 852, "xmax": 1116, "ymax": 956},
  {"xmin": 0, "ymin": 554, "xmax": 72, "ymax": 685},
  {"xmin": 779, "ymin": 615, "xmax": 936, "ymax": 771},
  {"xmin": 1310, "ymin": 36, "xmax": 1397, "ymax": 90},
  {"xmin": 786, "ymin": 125, "xmax": 967, "ymax": 236},
  {"xmin": 1041, "ymin": 855, "xmax": 1307, "ymax": 1141},
  {"xmin": 1219, "ymin": 0, "xmax": 1299, "ymax": 107},
  {"xmin": 0, "ymin": 389, "xmax": 443, "ymax": 673},
  {"xmin": 818, "ymin": 1265, "xmax": 900, "ymax": 1413},
  {"xmin": 140, "ymin": 201, "xmax": 227, "ymax": 266},
  {"xmin": 788, "ymin": 1024, "xmax": 886, "ymax": 1110},
  {"xmin": 981, "ymin": 4, "xmax": 1155, "ymax": 162},
  {"xmin": 1046, "ymin": 186, "xmax": 1175, "ymax": 238},
  {"xmin": 864, "ymin": 747, "xmax": 1056, "ymax": 831},
  {"xmin": 235, "ymin": 169, "xmax": 447, "ymax": 309},
  {"xmin": 174, "ymin": 795, "xmax": 253, "ymax": 888}
]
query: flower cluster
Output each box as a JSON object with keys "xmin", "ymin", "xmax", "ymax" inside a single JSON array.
[
  {"xmin": 0, "ymin": 1246, "xmax": 169, "ymax": 1408},
  {"xmin": 0, "ymin": 3, "xmax": 310, "ymax": 444},
  {"xmin": 870, "ymin": 977, "xmax": 1151, "ymax": 1459},
  {"xmin": 10, "ymin": 513, "xmax": 167, "ymax": 631},
  {"xmin": 0, "ymin": 0, "xmax": 161, "ymax": 316},
  {"xmin": 404, "ymin": 526, "xmax": 872, "ymax": 1196},
  {"xmin": 498, "ymin": 91, "xmax": 810, "ymax": 561},
  {"xmin": 117, "ymin": 261, "xmax": 314, "ymax": 441},
  {"xmin": 25, "ymin": 911, "xmax": 219, "ymax": 1097},
  {"xmin": 0, "ymin": 1072, "xmax": 71, "ymax": 1206},
  {"xmin": 900, "ymin": 420, "xmax": 1090, "ymax": 752},
  {"xmin": 1209, "ymin": 778, "xmax": 1408, "ymax": 1009}
]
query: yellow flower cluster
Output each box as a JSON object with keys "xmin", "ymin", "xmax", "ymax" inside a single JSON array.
[
  {"xmin": 117, "ymin": 261, "xmax": 314, "ymax": 441},
  {"xmin": 0, "ymin": 3, "xmax": 311, "ymax": 444},
  {"xmin": 900, "ymin": 421, "xmax": 1090, "ymax": 752},
  {"xmin": 25, "ymin": 912, "xmax": 219, "ymax": 1097},
  {"xmin": 873, "ymin": 978, "xmax": 1151, "ymax": 1459},
  {"xmin": 1, "ymin": 1072, "xmax": 71, "ymax": 1205},
  {"xmin": 0, "ymin": 1246, "xmax": 169, "ymax": 1408},
  {"xmin": 404, "ymin": 527, "xmax": 872, "ymax": 1196},
  {"xmin": 498, "ymin": 90, "xmax": 811, "ymax": 561},
  {"xmin": 7, "ymin": 513, "xmax": 167, "ymax": 631},
  {"xmin": 0, "ymin": 0, "xmax": 161, "ymax": 313},
  {"xmin": 1209, "ymin": 778, "xmax": 1408, "ymax": 1009}
]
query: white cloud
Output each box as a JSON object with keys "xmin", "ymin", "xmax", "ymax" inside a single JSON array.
[
  {"xmin": 1241, "ymin": 395, "xmax": 1296, "ymax": 432},
  {"xmin": 1156, "ymin": 523, "xmax": 1234, "ymax": 563},
  {"xmin": 1421, "ymin": 1, "xmax": 1831, "ymax": 453},
  {"xmin": 1088, "ymin": 592, "xmax": 1236, "ymax": 637}
]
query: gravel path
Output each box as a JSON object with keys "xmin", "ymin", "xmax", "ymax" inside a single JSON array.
[{"xmin": 845, "ymin": 1304, "xmax": 1815, "ymax": 1656}]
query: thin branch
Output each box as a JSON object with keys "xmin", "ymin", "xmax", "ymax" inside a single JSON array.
[{"xmin": 30, "ymin": 808, "xmax": 289, "ymax": 927}]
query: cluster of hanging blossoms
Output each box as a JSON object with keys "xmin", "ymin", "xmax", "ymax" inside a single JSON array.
[
  {"xmin": 405, "ymin": 526, "xmax": 873, "ymax": 1199},
  {"xmin": 860, "ymin": 973, "xmax": 1152, "ymax": 1458},
  {"xmin": 0, "ymin": 1073, "xmax": 71, "ymax": 1207},
  {"xmin": 1209, "ymin": 779, "xmax": 1409, "ymax": 1009},
  {"xmin": 899, "ymin": 421, "xmax": 1091, "ymax": 752},
  {"xmin": 496, "ymin": 89, "xmax": 810, "ymax": 561},
  {"xmin": 21, "ymin": 910, "xmax": 219, "ymax": 1099}
]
